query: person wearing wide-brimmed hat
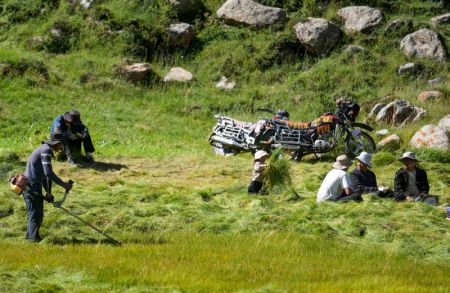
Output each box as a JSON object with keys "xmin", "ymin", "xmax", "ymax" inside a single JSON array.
[
  {"xmin": 51, "ymin": 109, "xmax": 95, "ymax": 165},
  {"xmin": 394, "ymin": 152, "xmax": 437, "ymax": 205},
  {"xmin": 350, "ymin": 152, "xmax": 392, "ymax": 198},
  {"xmin": 248, "ymin": 150, "xmax": 269, "ymax": 194},
  {"xmin": 317, "ymin": 155, "xmax": 360, "ymax": 202},
  {"xmin": 22, "ymin": 133, "xmax": 73, "ymax": 242}
]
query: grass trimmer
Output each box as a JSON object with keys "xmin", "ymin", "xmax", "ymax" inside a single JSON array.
[{"xmin": 52, "ymin": 182, "xmax": 122, "ymax": 245}]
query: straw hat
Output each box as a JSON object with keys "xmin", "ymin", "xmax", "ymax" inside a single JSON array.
[
  {"xmin": 254, "ymin": 150, "xmax": 269, "ymax": 160},
  {"xmin": 332, "ymin": 155, "xmax": 352, "ymax": 170},
  {"xmin": 355, "ymin": 151, "xmax": 373, "ymax": 168}
]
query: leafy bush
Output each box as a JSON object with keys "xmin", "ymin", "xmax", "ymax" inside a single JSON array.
[
  {"xmin": 1, "ymin": 0, "xmax": 59, "ymax": 23},
  {"xmin": 42, "ymin": 20, "xmax": 80, "ymax": 54}
]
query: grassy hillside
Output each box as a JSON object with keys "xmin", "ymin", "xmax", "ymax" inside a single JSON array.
[{"xmin": 0, "ymin": 0, "xmax": 449, "ymax": 291}]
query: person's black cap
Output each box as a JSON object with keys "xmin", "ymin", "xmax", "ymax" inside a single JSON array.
[{"xmin": 69, "ymin": 109, "xmax": 82, "ymax": 126}]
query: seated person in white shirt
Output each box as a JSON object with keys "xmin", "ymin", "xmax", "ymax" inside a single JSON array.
[{"xmin": 317, "ymin": 155, "xmax": 362, "ymax": 202}]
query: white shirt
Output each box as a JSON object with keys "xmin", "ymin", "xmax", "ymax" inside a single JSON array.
[{"xmin": 317, "ymin": 169, "xmax": 351, "ymax": 202}]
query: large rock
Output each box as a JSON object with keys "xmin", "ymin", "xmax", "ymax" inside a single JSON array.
[
  {"xmin": 163, "ymin": 67, "xmax": 193, "ymax": 82},
  {"xmin": 377, "ymin": 134, "xmax": 401, "ymax": 150},
  {"xmin": 398, "ymin": 63, "xmax": 420, "ymax": 75},
  {"xmin": 168, "ymin": 23, "xmax": 195, "ymax": 49},
  {"xmin": 438, "ymin": 115, "xmax": 450, "ymax": 132},
  {"xmin": 427, "ymin": 77, "xmax": 445, "ymax": 86},
  {"xmin": 216, "ymin": 76, "xmax": 236, "ymax": 90},
  {"xmin": 217, "ymin": 0, "xmax": 286, "ymax": 29},
  {"xmin": 375, "ymin": 100, "xmax": 426, "ymax": 125},
  {"xmin": 337, "ymin": 6, "xmax": 383, "ymax": 32},
  {"xmin": 431, "ymin": 13, "xmax": 450, "ymax": 26},
  {"xmin": 375, "ymin": 129, "xmax": 390, "ymax": 137},
  {"xmin": 116, "ymin": 63, "xmax": 159, "ymax": 85},
  {"xmin": 369, "ymin": 103, "xmax": 386, "ymax": 118},
  {"xmin": 400, "ymin": 29, "xmax": 446, "ymax": 62},
  {"xmin": 417, "ymin": 90, "xmax": 444, "ymax": 103},
  {"xmin": 410, "ymin": 125, "xmax": 449, "ymax": 149},
  {"xmin": 344, "ymin": 44, "xmax": 365, "ymax": 56},
  {"xmin": 293, "ymin": 18, "xmax": 341, "ymax": 54}
]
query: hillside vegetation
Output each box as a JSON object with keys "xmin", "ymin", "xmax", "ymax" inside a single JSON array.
[{"xmin": 0, "ymin": 0, "xmax": 449, "ymax": 292}]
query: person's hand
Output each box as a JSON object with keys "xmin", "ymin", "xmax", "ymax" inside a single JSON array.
[
  {"xmin": 76, "ymin": 132, "xmax": 87, "ymax": 139},
  {"xmin": 45, "ymin": 192, "xmax": 54, "ymax": 203},
  {"xmin": 68, "ymin": 133, "xmax": 78, "ymax": 140},
  {"xmin": 64, "ymin": 181, "xmax": 74, "ymax": 191}
]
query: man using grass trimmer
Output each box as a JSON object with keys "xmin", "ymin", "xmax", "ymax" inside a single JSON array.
[{"xmin": 22, "ymin": 133, "xmax": 73, "ymax": 242}]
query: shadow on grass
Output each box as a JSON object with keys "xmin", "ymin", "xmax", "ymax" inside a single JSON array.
[{"xmin": 77, "ymin": 161, "xmax": 128, "ymax": 172}]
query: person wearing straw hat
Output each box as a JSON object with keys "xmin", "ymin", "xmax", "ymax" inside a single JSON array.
[
  {"xmin": 350, "ymin": 152, "xmax": 392, "ymax": 198},
  {"xmin": 394, "ymin": 152, "xmax": 438, "ymax": 205},
  {"xmin": 51, "ymin": 110, "xmax": 95, "ymax": 165},
  {"xmin": 248, "ymin": 150, "xmax": 269, "ymax": 194},
  {"xmin": 317, "ymin": 154, "xmax": 360, "ymax": 202},
  {"xmin": 22, "ymin": 133, "xmax": 73, "ymax": 242}
]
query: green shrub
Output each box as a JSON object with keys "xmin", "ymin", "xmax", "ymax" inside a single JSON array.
[{"xmin": 42, "ymin": 20, "xmax": 80, "ymax": 54}]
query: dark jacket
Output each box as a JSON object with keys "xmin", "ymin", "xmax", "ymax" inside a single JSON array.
[
  {"xmin": 394, "ymin": 167, "xmax": 429, "ymax": 199},
  {"xmin": 350, "ymin": 168, "xmax": 378, "ymax": 194},
  {"xmin": 24, "ymin": 143, "xmax": 65, "ymax": 194},
  {"xmin": 51, "ymin": 115, "xmax": 89, "ymax": 137}
]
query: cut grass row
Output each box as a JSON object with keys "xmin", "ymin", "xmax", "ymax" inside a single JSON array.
[{"xmin": 1, "ymin": 233, "xmax": 449, "ymax": 292}]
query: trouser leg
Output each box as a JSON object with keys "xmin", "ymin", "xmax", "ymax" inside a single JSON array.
[
  {"xmin": 23, "ymin": 190, "xmax": 44, "ymax": 242},
  {"xmin": 248, "ymin": 181, "xmax": 263, "ymax": 194},
  {"xmin": 67, "ymin": 139, "xmax": 83, "ymax": 161},
  {"xmin": 331, "ymin": 191, "xmax": 363, "ymax": 202},
  {"xmin": 82, "ymin": 134, "xmax": 95, "ymax": 153}
]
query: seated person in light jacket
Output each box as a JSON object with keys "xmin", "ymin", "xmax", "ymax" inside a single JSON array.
[
  {"xmin": 350, "ymin": 152, "xmax": 392, "ymax": 198},
  {"xmin": 394, "ymin": 152, "xmax": 438, "ymax": 205},
  {"xmin": 317, "ymin": 155, "xmax": 361, "ymax": 202}
]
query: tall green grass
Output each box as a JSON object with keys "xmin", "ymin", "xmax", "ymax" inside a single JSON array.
[{"xmin": 1, "ymin": 233, "xmax": 449, "ymax": 292}]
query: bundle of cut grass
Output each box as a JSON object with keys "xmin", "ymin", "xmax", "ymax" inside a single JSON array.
[{"xmin": 263, "ymin": 149, "xmax": 293, "ymax": 192}]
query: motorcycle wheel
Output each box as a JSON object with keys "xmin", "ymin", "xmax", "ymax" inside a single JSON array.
[{"xmin": 344, "ymin": 131, "xmax": 376, "ymax": 158}]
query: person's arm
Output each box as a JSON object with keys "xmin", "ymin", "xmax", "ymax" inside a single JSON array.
[
  {"xmin": 418, "ymin": 168, "xmax": 430, "ymax": 195},
  {"xmin": 342, "ymin": 173, "xmax": 352, "ymax": 196},
  {"xmin": 393, "ymin": 169, "xmax": 407, "ymax": 200},
  {"xmin": 41, "ymin": 151, "xmax": 69, "ymax": 190},
  {"xmin": 51, "ymin": 116, "xmax": 65, "ymax": 134}
]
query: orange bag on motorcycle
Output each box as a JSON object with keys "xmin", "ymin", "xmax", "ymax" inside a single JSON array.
[{"xmin": 9, "ymin": 174, "xmax": 28, "ymax": 195}]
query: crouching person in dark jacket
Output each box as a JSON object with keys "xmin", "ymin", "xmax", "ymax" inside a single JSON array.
[
  {"xmin": 51, "ymin": 110, "xmax": 95, "ymax": 165},
  {"xmin": 394, "ymin": 152, "xmax": 438, "ymax": 205},
  {"xmin": 350, "ymin": 152, "xmax": 392, "ymax": 198},
  {"xmin": 22, "ymin": 133, "xmax": 73, "ymax": 242}
]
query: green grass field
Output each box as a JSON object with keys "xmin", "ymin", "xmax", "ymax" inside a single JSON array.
[{"xmin": 0, "ymin": 0, "xmax": 449, "ymax": 291}]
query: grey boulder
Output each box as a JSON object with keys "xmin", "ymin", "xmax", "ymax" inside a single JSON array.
[
  {"xmin": 337, "ymin": 6, "xmax": 383, "ymax": 32},
  {"xmin": 410, "ymin": 125, "xmax": 449, "ymax": 149},
  {"xmin": 163, "ymin": 67, "xmax": 194, "ymax": 82},
  {"xmin": 438, "ymin": 115, "xmax": 450, "ymax": 132},
  {"xmin": 294, "ymin": 18, "xmax": 341, "ymax": 54},
  {"xmin": 398, "ymin": 63, "xmax": 420, "ymax": 75},
  {"xmin": 400, "ymin": 29, "xmax": 447, "ymax": 62},
  {"xmin": 168, "ymin": 23, "xmax": 195, "ymax": 49},
  {"xmin": 217, "ymin": 0, "xmax": 286, "ymax": 29},
  {"xmin": 431, "ymin": 13, "xmax": 450, "ymax": 26}
]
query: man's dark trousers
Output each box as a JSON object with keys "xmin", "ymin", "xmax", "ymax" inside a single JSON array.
[
  {"xmin": 22, "ymin": 188, "xmax": 44, "ymax": 242},
  {"xmin": 65, "ymin": 134, "xmax": 95, "ymax": 159}
]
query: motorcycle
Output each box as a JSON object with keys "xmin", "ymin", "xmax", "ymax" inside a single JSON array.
[{"xmin": 208, "ymin": 100, "xmax": 376, "ymax": 160}]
